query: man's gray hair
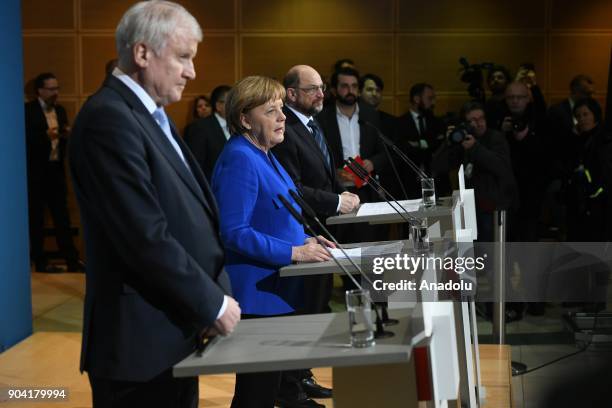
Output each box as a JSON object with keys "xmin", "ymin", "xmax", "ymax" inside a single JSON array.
[{"xmin": 116, "ymin": 1, "xmax": 202, "ymax": 67}]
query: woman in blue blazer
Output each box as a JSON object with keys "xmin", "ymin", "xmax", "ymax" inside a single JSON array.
[{"xmin": 212, "ymin": 76, "xmax": 333, "ymax": 408}]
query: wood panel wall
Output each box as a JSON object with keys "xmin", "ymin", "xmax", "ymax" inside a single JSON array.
[
  {"xmin": 21, "ymin": 0, "xmax": 612, "ymax": 254},
  {"xmin": 22, "ymin": 0, "xmax": 612, "ymax": 126}
]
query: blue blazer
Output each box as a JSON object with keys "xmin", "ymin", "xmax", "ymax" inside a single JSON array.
[{"xmin": 212, "ymin": 135, "xmax": 307, "ymax": 315}]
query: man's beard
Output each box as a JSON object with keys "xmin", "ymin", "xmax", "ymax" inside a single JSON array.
[
  {"xmin": 337, "ymin": 93, "xmax": 357, "ymax": 106},
  {"xmin": 296, "ymin": 100, "xmax": 323, "ymax": 117},
  {"xmin": 45, "ymin": 96, "xmax": 57, "ymax": 107}
]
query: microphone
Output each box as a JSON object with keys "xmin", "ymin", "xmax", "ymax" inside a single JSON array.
[
  {"xmin": 278, "ymin": 194, "xmax": 393, "ymax": 338},
  {"xmin": 289, "ymin": 189, "xmax": 399, "ymax": 326},
  {"xmin": 358, "ymin": 119, "xmax": 429, "ymax": 180},
  {"xmin": 357, "ymin": 119, "xmax": 409, "ymax": 199},
  {"xmin": 345, "ymin": 158, "xmax": 421, "ymax": 227}
]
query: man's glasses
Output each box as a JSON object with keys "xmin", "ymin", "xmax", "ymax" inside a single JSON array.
[{"xmin": 296, "ymin": 84, "xmax": 326, "ymax": 95}]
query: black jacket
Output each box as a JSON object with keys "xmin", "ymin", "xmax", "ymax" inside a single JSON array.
[
  {"xmin": 272, "ymin": 106, "xmax": 344, "ymax": 217},
  {"xmin": 69, "ymin": 75, "xmax": 231, "ymax": 382},
  {"xmin": 184, "ymin": 114, "xmax": 227, "ymax": 181},
  {"xmin": 432, "ymin": 128, "xmax": 517, "ymax": 212},
  {"xmin": 24, "ymin": 100, "xmax": 69, "ymax": 183}
]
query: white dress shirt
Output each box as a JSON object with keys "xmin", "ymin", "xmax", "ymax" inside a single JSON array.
[
  {"xmin": 214, "ymin": 113, "xmax": 231, "ymax": 140},
  {"xmin": 336, "ymin": 103, "xmax": 360, "ymax": 160},
  {"xmin": 39, "ymin": 98, "xmax": 60, "ymax": 161}
]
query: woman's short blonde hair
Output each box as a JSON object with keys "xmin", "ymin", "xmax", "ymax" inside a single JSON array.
[{"xmin": 225, "ymin": 76, "xmax": 286, "ymax": 135}]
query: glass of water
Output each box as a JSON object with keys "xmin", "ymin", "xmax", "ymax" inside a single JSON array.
[
  {"xmin": 421, "ymin": 177, "xmax": 436, "ymax": 209},
  {"xmin": 411, "ymin": 217, "xmax": 430, "ymax": 253},
  {"xmin": 345, "ymin": 289, "xmax": 375, "ymax": 348}
]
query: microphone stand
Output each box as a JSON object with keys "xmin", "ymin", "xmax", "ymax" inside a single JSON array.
[
  {"xmin": 289, "ymin": 189, "xmax": 399, "ymax": 327},
  {"xmin": 345, "ymin": 158, "xmax": 421, "ymax": 226},
  {"xmin": 278, "ymin": 194, "xmax": 393, "ymax": 339},
  {"xmin": 360, "ymin": 119, "xmax": 430, "ymax": 180},
  {"xmin": 345, "ymin": 161, "xmax": 430, "ymax": 326},
  {"xmin": 359, "ymin": 120, "xmax": 409, "ymax": 200}
]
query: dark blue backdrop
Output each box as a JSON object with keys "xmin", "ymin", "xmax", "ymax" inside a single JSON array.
[{"xmin": 0, "ymin": 0, "xmax": 33, "ymax": 352}]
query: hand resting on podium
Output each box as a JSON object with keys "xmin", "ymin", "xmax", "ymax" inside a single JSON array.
[{"xmin": 291, "ymin": 236, "xmax": 336, "ymax": 263}]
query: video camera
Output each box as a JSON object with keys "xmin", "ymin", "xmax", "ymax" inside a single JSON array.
[{"xmin": 459, "ymin": 57, "xmax": 495, "ymax": 102}]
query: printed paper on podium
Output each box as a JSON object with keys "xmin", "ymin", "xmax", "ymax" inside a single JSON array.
[{"xmin": 356, "ymin": 199, "xmax": 422, "ymax": 217}]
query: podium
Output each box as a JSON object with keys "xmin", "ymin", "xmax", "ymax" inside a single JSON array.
[
  {"xmin": 280, "ymin": 187, "xmax": 484, "ymax": 407},
  {"xmin": 326, "ymin": 196, "xmax": 454, "ymax": 228},
  {"xmin": 174, "ymin": 309, "xmax": 427, "ymax": 408}
]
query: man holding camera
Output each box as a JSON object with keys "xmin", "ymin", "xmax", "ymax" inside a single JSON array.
[
  {"xmin": 432, "ymin": 101, "xmax": 516, "ymax": 242},
  {"xmin": 498, "ymin": 80, "xmax": 547, "ymax": 242}
]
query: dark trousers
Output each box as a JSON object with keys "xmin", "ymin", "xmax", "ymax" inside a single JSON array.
[
  {"xmin": 28, "ymin": 164, "xmax": 78, "ymax": 267},
  {"xmin": 88, "ymin": 369, "xmax": 198, "ymax": 408},
  {"xmin": 231, "ymin": 314, "xmax": 285, "ymax": 408}
]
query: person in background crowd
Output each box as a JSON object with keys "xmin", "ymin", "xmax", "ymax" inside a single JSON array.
[
  {"xmin": 184, "ymin": 85, "xmax": 231, "ymax": 181},
  {"xmin": 359, "ymin": 73, "xmax": 405, "ymax": 198},
  {"xmin": 485, "ymin": 65, "xmax": 512, "ymax": 128},
  {"xmin": 25, "ymin": 72, "xmax": 83, "ymax": 273},
  {"xmin": 184, "ymin": 95, "xmax": 212, "ymax": 136},
  {"xmin": 498, "ymin": 80, "xmax": 547, "ymax": 242},
  {"xmin": 545, "ymin": 74, "xmax": 596, "ymax": 238},
  {"xmin": 432, "ymin": 101, "xmax": 516, "ymax": 242},
  {"xmin": 324, "ymin": 58, "xmax": 356, "ymax": 107},
  {"xmin": 565, "ymin": 98, "xmax": 612, "ymax": 242},
  {"xmin": 396, "ymin": 83, "xmax": 446, "ymax": 197}
]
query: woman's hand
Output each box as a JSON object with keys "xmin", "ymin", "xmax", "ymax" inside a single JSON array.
[
  {"xmin": 305, "ymin": 235, "xmax": 336, "ymax": 248},
  {"xmin": 291, "ymin": 241, "xmax": 332, "ymax": 263}
]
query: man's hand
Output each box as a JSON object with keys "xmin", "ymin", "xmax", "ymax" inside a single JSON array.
[
  {"xmin": 339, "ymin": 191, "xmax": 360, "ymax": 213},
  {"xmin": 514, "ymin": 126, "xmax": 529, "ymax": 141},
  {"xmin": 47, "ymin": 127, "xmax": 59, "ymax": 140},
  {"xmin": 213, "ymin": 296, "xmax": 240, "ymax": 336},
  {"xmin": 306, "ymin": 235, "xmax": 336, "ymax": 249},
  {"xmin": 461, "ymin": 134, "xmax": 476, "ymax": 150},
  {"xmin": 362, "ymin": 159, "xmax": 374, "ymax": 173},
  {"xmin": 338, "ymin": 168, "xmax": 354, "ymax": 182},
  {"xmin": 501, "ymin": 117, "xmax": 513, "ymax": 133},
  {"xmin": 516, "ymin": 67, "xmax": 537, "ymax": 88}
]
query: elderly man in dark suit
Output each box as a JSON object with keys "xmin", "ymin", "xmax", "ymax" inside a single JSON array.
[
  {"xmin": 272, "ymin": 64, "xmax": 360, "ymax": 408},
  {"xmin": 184, "ymin": 84, "xmax": 231, "ymax": 181},
  {"xmin": 69, "ymin": 2, "xmax": 241, "ymax": 407},
  {"xmin": 25, "ymin": 72, "xmax": 82, "ymax": 273}
]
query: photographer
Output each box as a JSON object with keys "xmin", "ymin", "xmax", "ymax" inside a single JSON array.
[
  {"xmin": 432, "ymin": 101, "xmax": 517, "ymax": 242},
  {"xmin": 498, "ymin": 79, "xmax": 547, "ymax": 242}
]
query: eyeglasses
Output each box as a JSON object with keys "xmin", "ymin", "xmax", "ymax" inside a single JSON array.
[
  {"xmin": 296, "ymin": 84, "xmax": 326, "ymax": 95},
  {"xmin": 42, "ymin": 87, "xmax": 60, "ymax": 92}
]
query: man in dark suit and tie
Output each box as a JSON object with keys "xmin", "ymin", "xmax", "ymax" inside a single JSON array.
[
  {"xmin": 25, "ymin": 72, "xmax": 82, "ymax": 273},
  {"xmin": 396, "ymin": 83, "xmax": 447, "ymax": 197},
  {"xmin": 184, "ymin": 84, "xmax": 231, "ymax": 181},
  {"xmin": 68, "ymin": 2, "xmax": 240, "ymax": 407},
  {"xmin": 272, "ymin": 65, "xmax": 359, "ymax": 407}
]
